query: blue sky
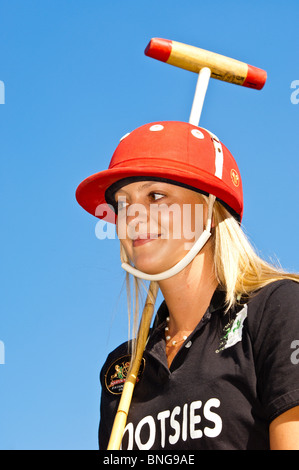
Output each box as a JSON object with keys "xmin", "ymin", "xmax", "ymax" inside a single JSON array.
[{"xmin": 0, "ymin": 0, "xmax": 298, "ymax": 450}]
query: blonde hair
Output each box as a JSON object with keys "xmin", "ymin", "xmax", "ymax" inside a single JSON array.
[
  {"xmin": 120, "ymin": 196, "xmax": 299, "ymax": 349},
  {"xmin": 120, "ymin": 244, "xmax": 152, "ymax": 357},
  {"xmin": 211, "ymin": 199, "xmax": 299, "ymax": 310}
]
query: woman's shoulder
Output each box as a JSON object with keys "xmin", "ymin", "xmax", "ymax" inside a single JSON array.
[
  {"xmin": 245, "ymin": 279, "xmax": 299, "ymax": 423},
  {"xmin": 246, "ymin": 278, "xmax": 299, "ymax": 337},
  {"xmin": 248, "ymin": 278, "xmax": 299, "ymax": 307},
  {"xmin": 101, "ymin": 340, "xmax": 131, "ymax": 367}
]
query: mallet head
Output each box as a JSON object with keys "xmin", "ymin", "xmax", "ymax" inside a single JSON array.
[{"xmin": 145, "ymin": 38, "xmax": 267, "ymax": 90}]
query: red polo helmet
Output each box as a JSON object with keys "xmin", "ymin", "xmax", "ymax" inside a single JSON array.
[{"xmin": 75, "ymin": 121, "xmax": 243, "ymax": 223}]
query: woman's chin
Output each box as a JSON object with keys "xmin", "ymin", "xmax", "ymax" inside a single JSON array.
[
  {"xmin": 131, "ymin": 259, "xmax": 166, "ymax": 275},
  {"xmin": 126, "ymin": 241, "xmax": 188, "ymax": 276},
  {"xmin": 131, "ymin": 253, "xmax": 181, "ymax": 276}
]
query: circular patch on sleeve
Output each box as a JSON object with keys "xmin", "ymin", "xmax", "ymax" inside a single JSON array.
[{"xmin": 104, "ymin": 355, "xmax": 145, "ymax": 395}]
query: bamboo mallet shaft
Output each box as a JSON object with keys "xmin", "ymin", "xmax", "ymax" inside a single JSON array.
[{"xmin": 107, "ymin": 281, "xmax": 159, "ymax": 450}]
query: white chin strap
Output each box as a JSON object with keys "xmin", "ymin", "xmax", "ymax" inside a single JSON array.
[{"xmin": 121, "ymin": 193, "xmax": 216, "ymax": 281}]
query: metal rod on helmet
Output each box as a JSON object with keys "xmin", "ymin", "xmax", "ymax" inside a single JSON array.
[
  {"xmin": 189, "ymin": 67, "xmax": 211, "ymax": 126},
  {"xmin": 107, "ymin": 281, "xmax": 159, "ymax": 450}
]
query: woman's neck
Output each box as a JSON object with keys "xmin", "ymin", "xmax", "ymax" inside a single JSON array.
[{"xmin": 158, "ymin": 242, "xmax": 218, "ymax": 335}]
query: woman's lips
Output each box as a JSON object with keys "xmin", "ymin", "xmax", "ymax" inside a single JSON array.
[{"xmin": 133, "ymin": 234, "xmax": 161, "ymax": 247}]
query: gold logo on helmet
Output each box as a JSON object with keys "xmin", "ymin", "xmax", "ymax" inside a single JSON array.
[{"xmin": 230, "ymin": 169, "xmax": 240, "ymax": 187}]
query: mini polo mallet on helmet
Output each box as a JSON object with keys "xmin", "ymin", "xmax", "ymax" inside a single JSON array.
[{"xmin": 75, "ymin": 38, "xmax": 267, "ymax": 450}]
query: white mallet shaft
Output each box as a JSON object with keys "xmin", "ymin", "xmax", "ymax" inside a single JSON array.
[{"xmin": 189, "ymin": 66, "xmax": 211, "ymax": 125}]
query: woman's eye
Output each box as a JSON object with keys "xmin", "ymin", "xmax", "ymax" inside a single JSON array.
[
  {"xmin": 150, "ymin": 192, "xmax": 165, "ymax": 201},
  {"xmin": 116, "ymin": 198, "xmax": 128, "ymax": 211}
]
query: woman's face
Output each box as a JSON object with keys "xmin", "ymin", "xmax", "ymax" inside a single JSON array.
[{"xmin": 115, "ymin": 181, "xmax": 208, "ymax": 274}]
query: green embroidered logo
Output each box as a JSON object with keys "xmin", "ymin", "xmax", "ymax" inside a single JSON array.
[{"xmin": 216, "ymin": 305, "xmax": 248, "ymax": 353}]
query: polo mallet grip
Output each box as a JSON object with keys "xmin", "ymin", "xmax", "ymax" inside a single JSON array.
[
  {"xmin": 145, "ymin": 38, "xmax": 267, "ymax": 90},
  {"xmin": 107, "ymin": 281, "xmax": 159, "ymax": 450}
]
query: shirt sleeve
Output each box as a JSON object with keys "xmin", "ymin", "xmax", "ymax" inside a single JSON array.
[{"xmin": 248, "ymin": 280, "xmax": 299, "ymax": 422}]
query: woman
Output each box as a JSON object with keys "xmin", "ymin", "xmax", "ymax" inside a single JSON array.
[{"xmin": 76, "ymin": 121, "xmax": 299, "ymax": 450}]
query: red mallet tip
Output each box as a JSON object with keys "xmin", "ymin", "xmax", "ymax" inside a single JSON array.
[
  {"xmin": 144, "ymin": 38, "xmax": 172, "ymax": 63},
  {"xmin": 243, "ymin": 64, "xmax": 267, "ymax": 90}
]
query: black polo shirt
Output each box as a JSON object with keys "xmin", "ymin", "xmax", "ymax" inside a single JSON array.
[{"xmin": 99, "ymin": 279, "xmax": 299, "ymax": 450}]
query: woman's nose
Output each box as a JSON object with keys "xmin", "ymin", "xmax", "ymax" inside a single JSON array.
[
  {"xmin": 117, "ymin": 200, "xmax": 150, "ymax": 239},
  {"xmin": 126, "ymin": 202, "xmax": 149, "ymax": 225}
]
